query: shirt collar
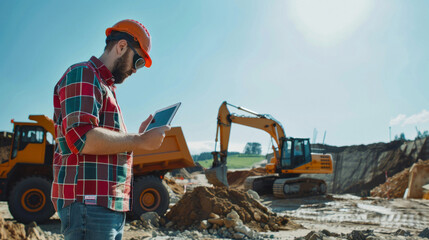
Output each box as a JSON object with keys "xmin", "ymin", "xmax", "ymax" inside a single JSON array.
[{"xmin": 88, "ymin": 56, "xmax": 115, "ymax": 87}]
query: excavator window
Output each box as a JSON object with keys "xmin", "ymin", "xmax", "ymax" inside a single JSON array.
[
  {"xmin": 303, "ymin": 140, "xmax": 311, "ymax": 162},
  {"xmin": 292, "ymin": 139, "xmax": 305, "ymax": 167},
  {"xmin": 281, "ymin": 141, "xmax": 292, "ymax": 168},
  {"xmin": 292, "ymin": 139, "xmax": 312, "ymax": 168},
  {"xmin": 281, "ymin": 138, "xmax": 312, "ymax": 169}
]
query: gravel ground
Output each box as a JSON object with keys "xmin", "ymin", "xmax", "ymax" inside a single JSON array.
[{"xmin": 2, "ymin": 192, "xmax": 429, "ymax": 239}]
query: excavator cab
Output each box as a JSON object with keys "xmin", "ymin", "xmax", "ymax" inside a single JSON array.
[{"xmin": 280, "ymin": 138, "xmax": 312, "ymax": 170}]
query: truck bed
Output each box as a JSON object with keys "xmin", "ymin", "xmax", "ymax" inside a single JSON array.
[{"xmin": 132, "ymin": 127, "xmax": 195, "ymax": 175}]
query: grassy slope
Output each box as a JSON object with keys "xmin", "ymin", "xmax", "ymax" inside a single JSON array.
[{"xmin": 197, "ymin": 154, "xmax": 265, "ymax": 169}]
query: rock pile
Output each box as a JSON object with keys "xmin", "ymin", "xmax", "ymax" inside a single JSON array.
[
  {"xmin": 0, "ymin": 217, "xmax": 55, "ymax": 240},
  {"xmin": 419, "ymin": 228, "xmax": 429, "ymax": 239},
  {"xmin": 126, "ymin": 211, "xmax": 278, "ymax": 240},
  {"xmin": 165, "ymin": 186, "xmax": 294, "ymax": 238},
  {"xmin": 371, "ymin": 159, "xmax": 429, "ymax": 198},
  {"xmin": 370, "ymin": 167, "xmax": 410, "ymax": 198},
  {"xmin": 297, "ymin": 228, "xmax": 424, "ymax": 240}
]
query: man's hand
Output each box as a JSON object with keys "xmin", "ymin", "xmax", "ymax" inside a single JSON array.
[
  {"xmin": 136, "ymin": 125, "xmax": 171, "ymax": 151},
  {"xmin": 139, "ymin": 114, "xmax": 154, "ymax": 134}
]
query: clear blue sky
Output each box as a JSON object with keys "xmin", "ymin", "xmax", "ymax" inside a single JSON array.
[{"xmin": 1, "ymin": 0, "xmax": 429, "ymax": 155}]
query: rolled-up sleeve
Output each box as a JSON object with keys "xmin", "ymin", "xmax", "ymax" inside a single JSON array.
[{"xmin": 58, "ymin": 66, "xmax": 103, "ymax": 154}]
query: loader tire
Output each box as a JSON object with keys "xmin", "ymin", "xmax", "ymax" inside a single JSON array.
[
  {"xmin": 8, "ymin": 176, "xmax": 55, "ymax": 224},
  {"xmin": 131, "ymin": 175, "xmax": 169, "ymax": 219}
]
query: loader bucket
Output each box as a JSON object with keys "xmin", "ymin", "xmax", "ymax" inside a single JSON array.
[{"xmin": 205, "ymin": 164, "xmax": 229, "ymax": 187}]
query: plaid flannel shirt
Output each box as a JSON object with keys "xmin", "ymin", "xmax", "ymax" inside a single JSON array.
[{"xmin": 51, "ymin": 56, "xmax": 132, "ymax": 212}]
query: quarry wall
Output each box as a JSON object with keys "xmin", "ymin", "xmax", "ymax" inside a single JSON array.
[{"xmin": 307, "ymin": 137, "xmax": 429, "ymax": 195}]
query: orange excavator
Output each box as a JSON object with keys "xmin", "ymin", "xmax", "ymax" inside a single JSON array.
[{"xmin": 205, "ymin": 101, "xmax": 333, "ymax": 198}]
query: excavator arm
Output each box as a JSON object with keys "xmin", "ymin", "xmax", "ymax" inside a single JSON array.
[{"xmin": 206, "ymin": 101, "xmax": 286, "ymax": 186}]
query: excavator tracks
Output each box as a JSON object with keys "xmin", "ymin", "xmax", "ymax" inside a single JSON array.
[
  {"xmin": 244, "ymin": 175, "xmax": 327, "ymax": 198},
  {"xmin": 273, "ymin": 177, "xmax": 327, "ymax": 198},
  {"xmin": 244, "ymin": 175, "xmax": 277, "ymax": 195}
]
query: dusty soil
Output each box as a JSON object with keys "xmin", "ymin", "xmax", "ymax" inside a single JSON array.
[
  {"xmin": 163, "ymin": 177, "xmax": 185, "ymax": 195},
  {"xmin": 1, "ymin": 194, "xmax": 429, "ymax": 239},
  {"xmin": 371, "ymin": 159, "xmax": 429, "ymax": 198},
  {"xmin": 1, "ymin": 171, "xmax": 428, "ymax": 239},
  {"xmin": 227, "ymin": 167, "xmax": 266, "ymax": 190},
  {"xmin": 166, "ymin": 186, "xmax": 291, "ymax": 231}
]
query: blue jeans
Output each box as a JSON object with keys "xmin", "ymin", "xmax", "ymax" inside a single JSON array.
[{"xmin": 57, "ymin": 202, "xmax": 126, "ymax": 240}]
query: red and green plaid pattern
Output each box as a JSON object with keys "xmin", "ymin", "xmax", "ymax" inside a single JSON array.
[{"xmin": 51, "ymin": 56, "xmax": 132, "ymax": 212}]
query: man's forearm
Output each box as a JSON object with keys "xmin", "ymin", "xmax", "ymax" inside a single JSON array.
[{"xmin": 80, "ymin": 127, "xmax": 138, "ymax": 155}]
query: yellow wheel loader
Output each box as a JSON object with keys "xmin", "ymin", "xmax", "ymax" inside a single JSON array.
[
  {"xmin": 0, "ymin": 115, "xmax": 194, "ymax": 223},
  {"xmin": 205, "ymin": 101, "xmax": 333, "ymax": 198}
]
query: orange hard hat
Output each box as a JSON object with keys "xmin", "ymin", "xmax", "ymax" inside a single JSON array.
[{"xmin": 106, "ymin": 19, "xmax": 152, "ymax": 68}]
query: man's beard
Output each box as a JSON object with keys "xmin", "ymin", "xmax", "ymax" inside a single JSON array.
[{"xmin": 111, "ymin": 49, "xmax": 133, "ymax": 84}]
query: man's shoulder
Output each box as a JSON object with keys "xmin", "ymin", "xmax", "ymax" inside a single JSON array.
[
  {"xmin": 68, "ymin": 60, "xmax": 97, "ymax": 74},
  {"xmin": 57, "ymin": 60, "xmax": 100, "ymax": 87}
]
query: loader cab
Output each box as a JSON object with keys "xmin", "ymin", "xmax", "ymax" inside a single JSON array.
[
  {"xmin": 280, "ymin": 138, "xmax": 312, "ymax": 169},
  {"xmin": 11, "ymin": 125, "xmax": 44, "ymax": 159},
  {"xmin": 8, "ymin": 120, "xmax": 54, "ymax": 166}
]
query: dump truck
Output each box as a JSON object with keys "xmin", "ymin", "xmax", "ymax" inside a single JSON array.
[
  {"xmin": 0, "ymin": 115, "xmax": 194, "ymax": 223},
  {"xmin": 205, "ymin": 101, "xmax": 333, "ymax": 198}
]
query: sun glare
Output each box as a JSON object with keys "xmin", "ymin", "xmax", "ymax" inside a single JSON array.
[{"xmin": 287, "ymin": 0, "xmax": 374, "ymax": 46}]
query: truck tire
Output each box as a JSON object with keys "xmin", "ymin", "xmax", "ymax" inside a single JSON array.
[
  {"xmin": 8, "ymin": 176, "xmax": 55, "ymax": 224},
  {"xmin": 131, "ymin": 175, "xmax": 169, "ymax": 219}
]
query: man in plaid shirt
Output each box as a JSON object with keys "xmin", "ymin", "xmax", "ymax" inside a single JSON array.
[{"xmin": 52, "ymin": 19, "xmax": 170, "ymax": 240}]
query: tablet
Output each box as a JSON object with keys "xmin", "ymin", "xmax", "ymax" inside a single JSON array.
[{"xmin": 144, "ymin": 102, "xmax": 181, "ymax": 132}]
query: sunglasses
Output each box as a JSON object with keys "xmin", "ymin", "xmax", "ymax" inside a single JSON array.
[{"xmin": 127, "ymin": 43, "xmax": 146, "ymax": 70}]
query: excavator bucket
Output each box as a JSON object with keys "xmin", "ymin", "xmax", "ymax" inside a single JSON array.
[{"xmin": 205, "ymin": 164, "xmax": 229, "ymax": 187}]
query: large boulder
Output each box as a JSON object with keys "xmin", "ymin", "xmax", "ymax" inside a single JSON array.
[{"xmin": 407, "ymin": 162, "xmax": 429, "ymax": 198}]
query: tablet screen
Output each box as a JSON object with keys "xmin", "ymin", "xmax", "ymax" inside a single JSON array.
[{"xmin": 145, "ymin": 102, "xmax": 181, "ymax": 131}]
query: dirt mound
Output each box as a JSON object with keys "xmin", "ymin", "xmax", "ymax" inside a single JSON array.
[
  {"xmin": 0, "ymin": 217, "xmax": 26, "ymax": 240},
  {"xmin": 0, "ymin": 217, "xmax": 46, "ymax": 240},
  {"xmin": 166, "ymin": 186, "xmax": 292, "ymax": 231},
  {"xmin": 164, "ymin": 177, "xmax": 185, "ymax": 195},
  {"xmin": 371, "ymin": 159, "xmax": 429, "ymax": 198},
  {"xmin": 370, "ymin": 168, "xmax": 410, "ymax": 198},
  {"xmin": 227, "ymin": 168, "xmax": 266, "ymax": 190}
]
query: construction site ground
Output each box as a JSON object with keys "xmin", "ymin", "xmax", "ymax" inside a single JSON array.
[{"xmin": 1, "ymin": 171, "xmax": 429, "ymax": 239}]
